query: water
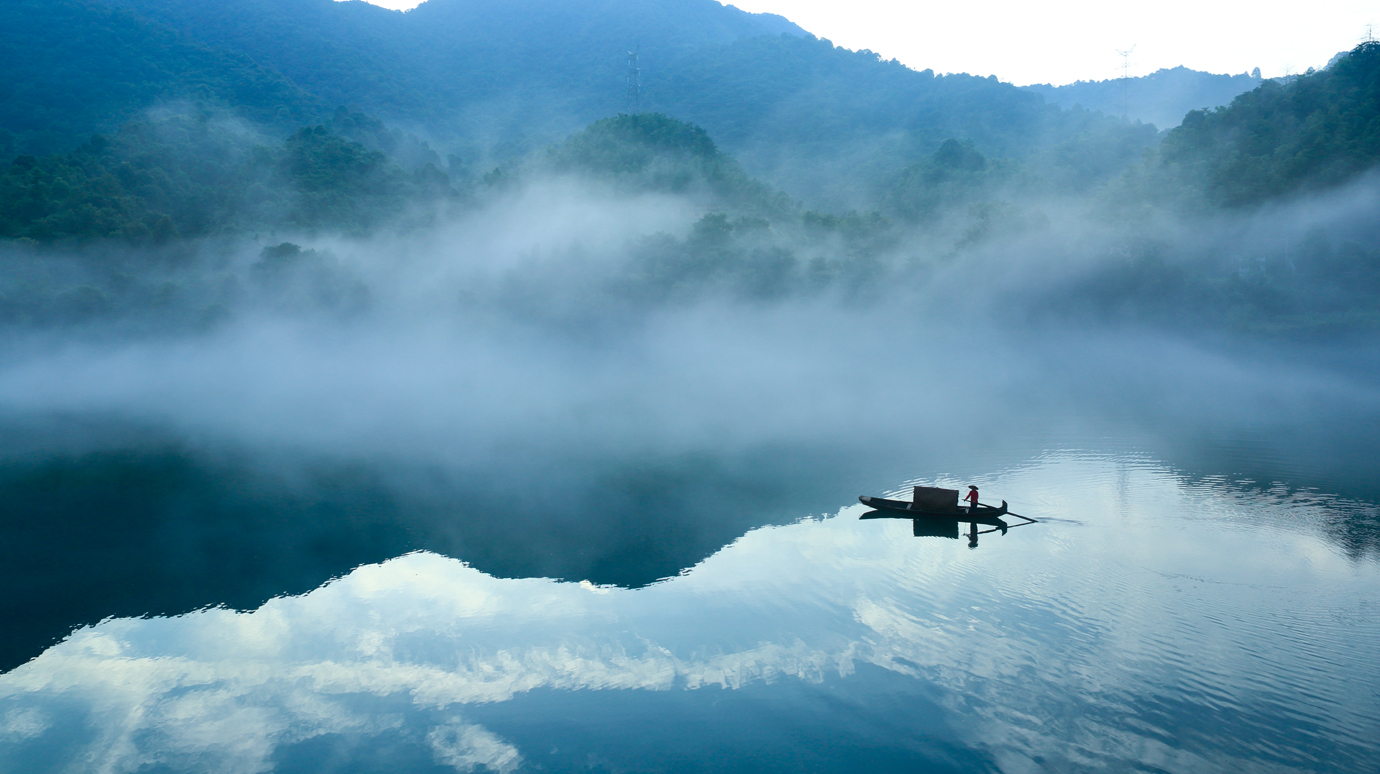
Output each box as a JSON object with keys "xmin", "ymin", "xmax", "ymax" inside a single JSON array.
[{"xmin": 3, "ymin": 447, "xmax": 1378, "ymax": 773}]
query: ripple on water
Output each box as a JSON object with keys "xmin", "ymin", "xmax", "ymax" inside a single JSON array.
[{"xmin": 1, "ymin": 449, "xmax": 1378, "ymax": 773}]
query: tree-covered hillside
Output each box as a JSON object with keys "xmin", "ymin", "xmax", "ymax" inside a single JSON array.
[
  {"xmin": 4, "ymin": 1, "xmax": 1377, "ymax": 262},
  {"xmin": 0, "ymin": 109, "xmax": 455, "ymax": 242},
  {"xmin": 542, "ymin": 113, "xmax": 796, "ymax": 219},
  {"xmin": 26, "ymin": 0, "xmax": 1153, "ymax": 206},
  {"xmin": 90, "ymin": 0, "xmax": 806, "ymax": 141},
  {"xmin": 0, "ymin": 0, "xmax": 322, "ymax": 158},
  {"xmin": 1158, "ymin": 42, "xmax": 1380, "ymax": 206}
]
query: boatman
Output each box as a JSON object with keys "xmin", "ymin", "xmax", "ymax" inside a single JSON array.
[{"xmin": 964, "ymin": 485, "xmax": 979, "ymax": 513}]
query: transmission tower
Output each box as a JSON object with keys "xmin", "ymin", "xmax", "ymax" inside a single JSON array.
[
  {"xmin": 1115, "ymin": 45, "xmax": 1136, "ymax": 119},
  {"xmin": 626, "ymin": 46, "xmax": 642, "ymax": 114}
]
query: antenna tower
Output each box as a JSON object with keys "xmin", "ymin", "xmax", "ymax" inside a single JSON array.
[
  {"xmin": 626, "ymin": 46, "xmax": 642, "ymax": 114},
  {"xmin": 1115, "ymin": 45, "xmax": 1136, "ymax": 119}
]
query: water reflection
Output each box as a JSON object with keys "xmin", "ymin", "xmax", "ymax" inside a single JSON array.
[
  {"xmin": 860, "ymin": 510, "xmax": 1035, "ymax": 547},
  {"xmin": 3, "ymin": 452, "xmax": 1377, "ymax": 773},
  {"xmin": 0, "ymin": 433, "xmax": 861, "ymax": 671}
]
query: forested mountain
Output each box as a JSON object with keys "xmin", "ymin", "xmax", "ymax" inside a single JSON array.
[
  {"xmin": 84, "ymin": 0, "xmax": 811, "ymax": 153},
  {"xmin": 4, "ymin": 0, "xmax": 1157, "ymax": 206},
  {"xmin": 2, "ymin": 0, "xmax": 1377, "ymax": 252}
]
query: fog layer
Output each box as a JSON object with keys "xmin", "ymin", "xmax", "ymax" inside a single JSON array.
[{"xmin": 2, "ymin": 163, "xmax": 1379, "ymax": 670}]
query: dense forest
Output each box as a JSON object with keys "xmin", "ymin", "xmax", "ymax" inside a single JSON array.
[
  {"xmin": 0, "ymin": 108, "xmax": 455, "ymax": 242},
  {"xmin": 1158, "ymin": 42, "xmax": 1380, "ymax": 205},
  {"xmin": 0, "ymin": 0, "xmax": 321, "ymax": 158}
]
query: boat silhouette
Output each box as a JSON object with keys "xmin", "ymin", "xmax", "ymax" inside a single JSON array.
[{"xmin": 858, "ymin": 486, "xmax": 1038, "ymax": 546}]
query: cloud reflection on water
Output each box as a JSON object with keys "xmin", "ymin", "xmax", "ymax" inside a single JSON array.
[{"xmin": 3, "ymin": 452, "xmax": 1378, "ymax": 773}]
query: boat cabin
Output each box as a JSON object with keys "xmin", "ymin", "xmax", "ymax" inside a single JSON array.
[{"xmin": 912, "ymin": 486, "xmax": 961, "ymax": 512}]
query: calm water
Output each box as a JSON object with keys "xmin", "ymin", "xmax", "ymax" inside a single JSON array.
[{"xmin": 2, "ymin": 446, "xmax": 1378, "ymax": 774}]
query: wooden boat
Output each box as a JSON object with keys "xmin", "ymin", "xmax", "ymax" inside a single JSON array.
[
  {"xmin": 858, "ymin": 494, "xmax": 1007, "ymax": 518},
  {"xmin": 858, "ymin": 487, "xmax": 1036, "ymax": 543},
  {"xmin": 858, "ymin": 484, "xmax": 1008, "ymax": 520}
]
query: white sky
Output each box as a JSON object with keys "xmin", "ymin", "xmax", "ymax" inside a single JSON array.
[{"xmin": 347, "ymin": 0, "xmax": 1376, "ymax": 85}]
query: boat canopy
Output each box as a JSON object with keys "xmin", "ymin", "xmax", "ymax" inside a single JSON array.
[{"xmin": 912, "ymin": 486, "xmax": 960, "ymax": 511}]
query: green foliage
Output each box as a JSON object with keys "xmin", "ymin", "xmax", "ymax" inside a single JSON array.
[
  {"xmin": 328, "ymin": 106, "xmax": 444, "ymax": 172},
  {"xmin": 0, "ymin": 142, "xmax": 147, "ymax": 241},
  {"xmin": 1159, "ymin": 42, "xmax": 1380, "ymax": 206},
  {"xmin": 553, "ymin": 114, "xmax": 719, "ymax": 174},
  {"xmin": 0, "ymin": 0, "xmax": 321, "ymax": 156},
  {"xmin": 885, "ymin": 140, "xmax": 1006, "ymax": 222},
  {"xmin": 625, "ymin": 213, "xmax": 800, "ymax": 300},
  {"xmin": 546, "ymin": 113, "xmax": 796, "ymax": 218},
  {"xmin": 280, "ymin": 126, "xmax": 412, "ymax": 227},
  {"xmin": 620, "ymin": 204, "xmax": 898, "ymax": 301},
  {"xmin": 0, "ymin": 112, "xmax": 454, "ymax": 242}
]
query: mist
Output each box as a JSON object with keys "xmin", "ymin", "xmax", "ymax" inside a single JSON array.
[
  {"xmin": 8, "ymin": 5, "xmax": 1380, "ymax": 770},
  {"xmin": 3, "ymin": 124, "xmax": 1380, "ymax": 673},
  {"xmin": 5, "ymin": 161, "xmax": 1379, "ymax": 475}
]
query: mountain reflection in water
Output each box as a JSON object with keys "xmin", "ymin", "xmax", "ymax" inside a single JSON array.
[{"xmin": 2, "ymin": 452, "xmax": 1377, "ymax": 774}]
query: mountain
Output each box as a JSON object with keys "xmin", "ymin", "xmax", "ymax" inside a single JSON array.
[
  {"xmin": 0, "ymin": 0, "xmax": 1149, "ymax": 207},
  {"xmin": 1026, "ymin": 66, "xmax": 1262, "ymax": 129},
  {"xmin": 89, "ymin": 0, "xmax": 808, "ymax": 142}
]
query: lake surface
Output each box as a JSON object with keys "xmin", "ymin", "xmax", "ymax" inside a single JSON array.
[{"xmin": 3, "ymin": 443, "xmax": 1378, "ymax": 774}]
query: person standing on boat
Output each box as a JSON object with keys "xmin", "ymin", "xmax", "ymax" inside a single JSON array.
[{"xmin": 964, "ymin": 485, "xmax": 979, "ymax": 513}]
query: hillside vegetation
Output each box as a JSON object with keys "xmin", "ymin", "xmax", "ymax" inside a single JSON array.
[
  {"xmin": 4, "ymin": 0, "xmax": 1157, "ymax": 205},
  {"xmin": 1158, "ymin": 42, "xmax": 1380, "ymax": 205},
  {"xmin": 1, "ymin": 1, "xmax": 1379, "ymax": 338},
  {"xmin": 0, "ymin": 108, "xmax": 455, "ymax": 242},
  {"xmin": 0, "ymin": 0, "xmax": 321, "ymax": 158}
]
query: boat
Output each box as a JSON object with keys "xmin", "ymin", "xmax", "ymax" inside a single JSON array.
[
  {"xmin": 858, "ymin": 485, "xmax": 1007, "ymax": 519},
  {"xmin": 857, "ymin": 485, "xmax": 1038, "ymax": 542},
  {"xmin": 858, "ymin": 494, "xmax": 1008, "ymax": 520}
]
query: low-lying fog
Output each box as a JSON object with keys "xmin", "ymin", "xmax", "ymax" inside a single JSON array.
[
  {"xmin": 2, "ymin": 170, "xmax": 1379, "ymax": 669},
  {"xmin": 4, "ymin": 173, "xmax": 1378, "ymax": 465}
]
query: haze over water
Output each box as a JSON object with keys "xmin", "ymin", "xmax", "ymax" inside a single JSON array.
[
  {"xmin": 4, "ymin": 235, "xmax": 1380, "ymax": 770},
  {"xmin": 4, "ymin": 2, "xmax": 1380, "ymax": 772}
]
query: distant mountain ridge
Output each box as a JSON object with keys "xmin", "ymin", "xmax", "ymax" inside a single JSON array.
[
  {"xmin": 91, "ymin": 0, "xmax": 809, "ymax": 129},
  {"xmin": 4, "ymin": 0, "xmax": 1151, "ymax": 207},
  {"xmin": 1026, "ymin": 66, "xmax": 1263, "ymax": 129}
]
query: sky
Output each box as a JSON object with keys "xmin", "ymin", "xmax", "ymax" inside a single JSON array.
[{"xmin": 345, "ymin": 0, "xmax": 1376, "ymax": 86}]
